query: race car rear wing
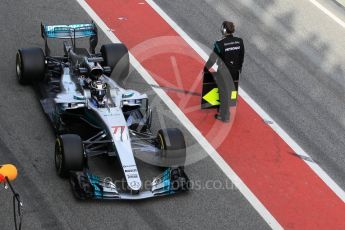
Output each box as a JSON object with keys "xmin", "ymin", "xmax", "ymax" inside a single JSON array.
[
  {"xmin": 41, "ymin": 23, "xmax": 98, "ymax": 56},
  {"xmin": 41, "ymin": 23, "xmax": 97, "ymax": 39}
]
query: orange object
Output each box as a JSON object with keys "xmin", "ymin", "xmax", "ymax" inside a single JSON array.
[{"xmin": 0, "ymin": 164, "xmax": 17, "ymax": 182}]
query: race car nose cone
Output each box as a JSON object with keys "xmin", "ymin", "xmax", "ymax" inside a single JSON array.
[{"xmin": 129, "ymin": 181, "xmax": 141, "ymax": 191}]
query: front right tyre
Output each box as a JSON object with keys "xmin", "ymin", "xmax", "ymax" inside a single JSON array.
[{"xmin": 55, "ymin": 134, "xmax": 85, "ymax": 178}]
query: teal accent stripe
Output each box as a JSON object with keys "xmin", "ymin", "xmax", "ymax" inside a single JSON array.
[
  {"xmin": 87, "ymin": 173, "xmax": 103, "ymax": 197},
  {"xmin": 214, "ymin": 42, "xmax": 221, "ymax": 55}
]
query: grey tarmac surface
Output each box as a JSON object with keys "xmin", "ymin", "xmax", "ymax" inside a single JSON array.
[
  {"xmin": 153, "ymin": 0, "xmax": 345, "ymax": 191},
  {"xmin": 0, "ymin": 0, "xmax": 269, "ymax": 229}
]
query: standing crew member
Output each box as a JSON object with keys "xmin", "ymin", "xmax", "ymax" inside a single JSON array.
[{"xmin": 204, "ymin": 21, "xmax": 245, "ymax": 122}]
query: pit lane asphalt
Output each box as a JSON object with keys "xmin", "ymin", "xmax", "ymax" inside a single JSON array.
[
  {"xmin": 0, "ymin": 0, "xmax": 269, "ymax": 229},
  {"xmin": 153, "ymin": 0, "xmax": 345, "ymax": 192}
]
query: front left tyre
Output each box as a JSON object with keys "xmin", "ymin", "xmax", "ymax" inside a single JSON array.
[
  {"xmin": 55, "ymin": 134, "xmax": 85, "ymax": 178},
  {"xmin": 16, "ymin": 48, "xmax": 45, "ymax": 85},
  {"xmin": 157, "ymin": 128, "xmax": 187, "ymax": 167}
]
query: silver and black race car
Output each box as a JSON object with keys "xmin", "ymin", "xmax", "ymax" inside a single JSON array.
[{"xmin": 15, "ymin": 23, "xmax": 189, "ymax": 200}]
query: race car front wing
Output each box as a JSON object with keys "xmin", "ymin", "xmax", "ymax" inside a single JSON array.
[{"xmin": 69, "ymin": 167, "xmax": 189, "ymax": 200}]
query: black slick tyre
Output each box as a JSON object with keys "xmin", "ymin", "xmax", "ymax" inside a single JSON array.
[
  {"xmin": 100, "ymin": 43, "xmax": 129, "ymax": 83},
  {"xmin": 16, "ymin": 48, "xmax": 45, "ymax": 85},
  {"xmin": 157, "ymin": 128, "xmax": 186, "ymax": 167},
  {"xmin": 55, "ymin": 134, "xmax": 85, "ymax": 178}
]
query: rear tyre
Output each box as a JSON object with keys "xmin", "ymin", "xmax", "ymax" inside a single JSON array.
[
  {"xmin": 16, "ymin": 48, "xmax": 45, "ymax": 85},
  {"xmin": 157, "ymin": 128, "xmax": 186, "ymax": 167},
  {"xmin": 55, "ymin": 134, "xmax": 85, "ymax": 178},
  {"xmin": 100, "ymin": 43, "xmax": 129, "ymax": 84}
]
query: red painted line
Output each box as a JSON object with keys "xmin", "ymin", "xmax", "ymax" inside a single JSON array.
[{"xmin": 86, "ymin": 0, "xmax": 345, "ymax": 228}]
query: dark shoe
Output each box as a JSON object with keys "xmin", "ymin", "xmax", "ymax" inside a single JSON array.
[{"xmin": 215, "ymin": 114, "xmax": 230, "ymax": 123}]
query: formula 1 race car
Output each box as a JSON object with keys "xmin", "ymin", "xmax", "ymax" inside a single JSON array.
[{"xmin": 15, "ymin": 23, "xmax": 189, "ymax": 200}]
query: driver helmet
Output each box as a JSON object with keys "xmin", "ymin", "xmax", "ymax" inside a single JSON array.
[{"xmin": 90, "ymin": 81, "xmax": 107, "ymax": 105}]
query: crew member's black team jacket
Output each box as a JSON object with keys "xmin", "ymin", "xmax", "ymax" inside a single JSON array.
[{"xmin": 206, "ymin": 35, "xmax": 245, "ymax": 81}]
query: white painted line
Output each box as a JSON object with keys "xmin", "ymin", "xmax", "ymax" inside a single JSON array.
[
  {"xmin": 309, "ymin": 0, "xmax": 345, "ymax": 28},
  {"xmin": 75, "ymin": 0, "xmax": 283, "ymax": 229},
  {"xmin": 335, "ymin": 0, "xmax": 345, "ymax": 7},
  {"xmin": 145, "ymin": 0, "xmax": 345, "ymax": 205}
]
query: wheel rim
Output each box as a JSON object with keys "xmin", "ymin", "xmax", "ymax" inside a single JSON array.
[
  {"xmin": 158, "ymin": 134, "xmax": 165, "ymax": 150},
  {"xmin": 55, "ymin": 139, "xmax": 63, "ymax": 173},
  {"xmin": 16, "ymin": 53, "xmax": 22, "ymax": 81}
]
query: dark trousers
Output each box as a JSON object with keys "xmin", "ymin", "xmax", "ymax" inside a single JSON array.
[{"xmin": 214, "ymin": 68, "xmax": 239, "ymax": 120}]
